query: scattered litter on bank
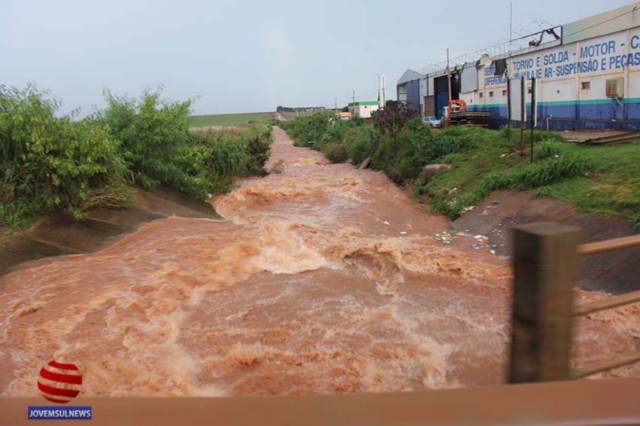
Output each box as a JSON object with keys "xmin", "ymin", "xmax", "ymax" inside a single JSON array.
[{"xmin": 432, "ymin": 228, "xmax": 504, "ymax": 258}]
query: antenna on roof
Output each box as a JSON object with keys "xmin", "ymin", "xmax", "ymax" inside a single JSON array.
[{"xmin": 509, "ymin": 2, "xmax": 513, "ymax": 53}]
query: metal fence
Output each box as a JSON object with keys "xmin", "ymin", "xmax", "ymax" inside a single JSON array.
[{"xmin": 508, "ymin": 222, "xmax": 640, "ymax": 383}]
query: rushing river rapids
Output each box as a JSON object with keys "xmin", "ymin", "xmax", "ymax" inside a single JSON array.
[{"xmin": 1, "ymin": 127, "xmax": 638, "ymax": 397}]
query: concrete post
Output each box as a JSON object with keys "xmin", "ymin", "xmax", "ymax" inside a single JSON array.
[{"xmin": 508, "ymin": 222, "xmax": 581, "ymax": 383}]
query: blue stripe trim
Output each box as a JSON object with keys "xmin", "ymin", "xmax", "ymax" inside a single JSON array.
[{"xmin": 466, "ymin": 99, "xmax": 640, "ymax": 131}]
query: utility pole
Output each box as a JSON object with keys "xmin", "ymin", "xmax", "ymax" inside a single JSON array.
[
  {"xmin": 446, "ymin": 48, "xmax": 452, "ymax": 103},
  {"xmin": 509, "ymin": 2, "xmax": 513, "ymax": 53},
  {"xmin": 507, "ymin": 76, "xmax": 512, "ymax": 144},
  {"xmin": 352, "ymin": 90, "xmax": 356, "ymax": 116},
  {"xmin": 530, "ymin": 77, "xmax": 537, "ymax": 164},
  {"xmin": 520, "ymin": 76, "xmax": 525, "ymax": 153},
  {"xmin": 507, "ymin": 2, "xmax": 514, "ymax": 145}
]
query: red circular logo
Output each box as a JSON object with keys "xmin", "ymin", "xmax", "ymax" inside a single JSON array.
[{"xmin": 37, "ymin": 360, "xmax": 83, "ymax": 404}]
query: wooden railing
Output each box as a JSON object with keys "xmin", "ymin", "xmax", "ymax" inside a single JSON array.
[{"xmin": 508, "ymin": 223, "xmax": 640, "ymax": 383}]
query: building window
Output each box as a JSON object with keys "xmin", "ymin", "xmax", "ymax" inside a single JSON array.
[
  {"xmin": 479, "ymin": 92, "xmax": 484, "ymax": 98},
  {"xmin": 502, "ymin": 90, "xmax": 507, "ymax": 96},
  {"xmin": 527, "ymin": 87, "xmax": 532, "ymax": 94},
  {"xmin": 489, "ymin": 91, "xmax": 494, "ymax": 97},
  {"xmin": 606, "ymin": 77, "xmax": 624, "ymax": 97},
  {"xmin": 581, "ymin": 81, "xmax": 591, "ymax": 90}
]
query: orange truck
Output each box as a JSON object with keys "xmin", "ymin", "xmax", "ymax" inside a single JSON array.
[{"xmin": 443, "ymin": 99, "xmax": 490, "ymax": 127}]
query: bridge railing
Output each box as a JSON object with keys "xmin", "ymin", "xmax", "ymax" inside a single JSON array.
[{"xmin": 508, "ymin": 223, "xmax": 640, "ymax": 383}]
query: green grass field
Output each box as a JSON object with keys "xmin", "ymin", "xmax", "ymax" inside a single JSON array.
[
  {"xmin": 420, "ymin": 130, "xmax": 640, "ymax": 225},
  {"xmin": 189, "ymin": 112, "xmax": 272, "ymax": 127}
]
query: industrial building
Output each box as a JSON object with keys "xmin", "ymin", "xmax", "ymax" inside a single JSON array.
[{"xmin": 397, "ymin": 2, "xmax": 640, "ymax": 130}]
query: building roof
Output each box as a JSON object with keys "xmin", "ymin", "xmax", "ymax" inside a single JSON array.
[
  {"xmin": 563, "ymin": 1, "xmax": 640, "ymax": 44},
  {"xmin": 409, "ymin": 3, "xmax": 640, "ymax": 78},
  {"xmin": 397, "ymin": 69, "xmax": 423, "ymax": 85},
  {"xmin": 349, "ymin": 101, "xmax": 379, "ymax": 106}
]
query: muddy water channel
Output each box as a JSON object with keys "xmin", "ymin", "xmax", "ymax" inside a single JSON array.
[{"xmin": 1, "ymin": 127, "xmax": 638, "ymax": 396}]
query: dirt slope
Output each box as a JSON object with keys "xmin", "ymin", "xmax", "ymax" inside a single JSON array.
[
  {"xmin": 453, "ymin": 191, "xmax": 640, "ymax": 294},
  {"xmin": 0, "ymin": 187, "xmax": 221, "ymax": 278}
]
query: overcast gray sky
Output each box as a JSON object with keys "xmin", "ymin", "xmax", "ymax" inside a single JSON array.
[{"xmin": 1, "ymin": 0, "xmax": 634, "ymax": 115}]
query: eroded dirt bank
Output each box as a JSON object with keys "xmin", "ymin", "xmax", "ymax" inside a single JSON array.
[
  {"xmin": 452, "ymin": 191, "xmax": 640, "ymax": 294},
  {"xmin": 0, "ymin": 187, "xmax": 221, "ymax": 278},
  {"xmin": 0, "ymin": 127, "xmax": 638, "ymax": 397}
]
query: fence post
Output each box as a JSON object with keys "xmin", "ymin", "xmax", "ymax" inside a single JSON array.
[{"xmin": 508, "ymin": 222, "xmax": 581, "ymax": 383}]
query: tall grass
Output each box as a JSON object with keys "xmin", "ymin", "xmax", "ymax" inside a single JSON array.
[{"xmin": 424, "ymin": 149, "xmax": 594, "ymax": 219}]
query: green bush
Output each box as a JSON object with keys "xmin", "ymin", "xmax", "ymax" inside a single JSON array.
[
  {"xmin": 245, "ymin": 127, "xmax": 272, "ymax": 175},
  {"xmin": 104, "ymin": 91, "xmax": 272, "ymax": 199},
  {"xmin": 325, "ymin": 143, "xmax": 348, "ymax": 163},
  {"xmin": 371, "ymin": 119, "xmax": 432, "ymax": 183},
  {"xmin": 0, "ymin": 85, "xmax": 126, "ymax": 225},
  {"xmin": 345, "ymin": 126, "xmax": 375, "ymax": 165},
  {"xmin": 286, "ymin": 112, "xmax": 488, "ymax": 185},
  {"xmin": 188, "ymin": 125, "xmax": 272, "ymax": 195},
  {"xmin": 321, "ymin": 119, "xmax": 347, "ymax": 143},
  {"xmin": 103, "ymin": 90, "xmax": 196, "ymax": 192},
  {"xmin": 281, "ymin": 112, "xmax": 333, "ymax": 147},
  {"xmin": 0, "ymin": 85, "xmax": 273, "ymax": 230},
  {"xmin": 282, "ymin": 112, "xmax": 371, "ymax": 150}
]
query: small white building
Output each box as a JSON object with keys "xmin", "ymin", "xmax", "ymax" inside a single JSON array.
[{"xmin": 348, "ymin": 101, "xmax": 379, "ymax": 118}]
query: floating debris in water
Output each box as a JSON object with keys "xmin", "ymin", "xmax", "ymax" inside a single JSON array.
[{"xmin": 434, "ymin": 231, "xmax": 456, "ymax": 245}]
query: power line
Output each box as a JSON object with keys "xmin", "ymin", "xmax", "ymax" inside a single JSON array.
[{"xmin": 418, "ymin": 6, "xmax": 631, "ymax": 76}]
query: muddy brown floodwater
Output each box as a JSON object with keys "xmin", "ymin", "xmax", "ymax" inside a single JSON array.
[{"xmin": 1, "ymin": 127, "xmax": 638, "ymax": 397}]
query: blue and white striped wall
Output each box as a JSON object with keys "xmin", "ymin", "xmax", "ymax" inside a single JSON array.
[{"xmin": 461, "ymin": 26, "xmax": 640, "ymax": 131}]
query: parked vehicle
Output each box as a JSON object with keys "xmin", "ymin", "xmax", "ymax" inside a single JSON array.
[
  {"xmin": 423, "ymin": 115, "xmax": 442, "ymax": 128},
  {"xmin": 443, "ymin": 99, "xmax": 490, "ymax": 127}
]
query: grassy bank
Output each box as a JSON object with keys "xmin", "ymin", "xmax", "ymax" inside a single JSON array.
[
  {"xmin": 0, "ymin": 86, "xmax": 272, "ymax": 231},
  {"xmin": 189, "ymin": 112, "xmax": 272, "ymax": 127},
  {"xmin": 280, "ymin": 108, "xmax": 640, "ymax": 226}
]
